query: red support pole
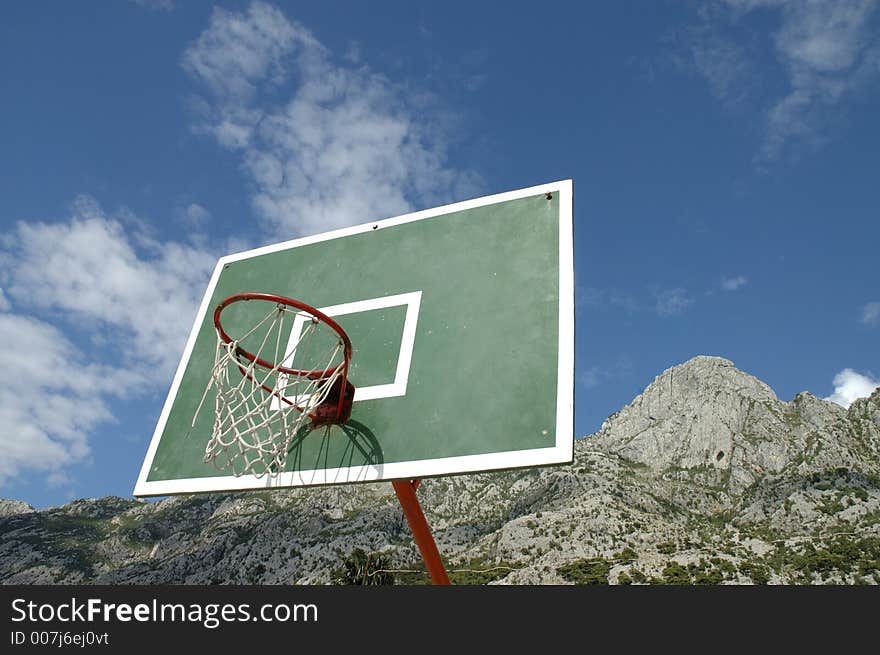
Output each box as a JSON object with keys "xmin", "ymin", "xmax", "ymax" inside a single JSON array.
[{"xmin": 392, "ymin": 479, "xmax": 450, "ymax": 585}]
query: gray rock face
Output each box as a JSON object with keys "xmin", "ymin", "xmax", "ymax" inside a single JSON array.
[
  {"xmin": 0, "ymin": 500, "xmax": 34, "ymax": 518},
  {"xmin": 594, "ymin": 356, "xmax": 875, "ymax": 497},
  {"xmin": 2, "ymin": 356, "xmax": 879, "ymax": 585}
]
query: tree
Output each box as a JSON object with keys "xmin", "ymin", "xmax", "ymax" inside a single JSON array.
[{"xmin": 332, "ymin": 548, "xmax": 395, "ymax": 585}]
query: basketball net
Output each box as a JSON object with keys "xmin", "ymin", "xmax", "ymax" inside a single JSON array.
[{"xmin": 193, "ymin": 301, "xmax": 349, "ymax": 478}]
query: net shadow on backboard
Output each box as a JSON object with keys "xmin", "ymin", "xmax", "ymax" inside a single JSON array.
[{"xmin": 280, "ymin": 419, "xmax": 384, "ymax": 484}]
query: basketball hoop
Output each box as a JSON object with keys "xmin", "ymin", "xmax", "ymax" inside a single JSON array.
[{"xmin": 193, "ymin": 292, "xmax": 355, "ymax": 478}]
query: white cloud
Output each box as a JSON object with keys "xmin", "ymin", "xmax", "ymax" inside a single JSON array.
[
  {"xmin": 0, "ymin": 197, "xmax": 216, "ymax": 488},
  {"xmin": 5, "ymin": 196, "xmax": 215, "ymax": 378},
  {"xmin": 673, "ymin": 20, "xmax": 754, "ymax": 105},
  {"xmin": 771, "ymin": 0, "xmax": 875, "ymax": 72},
  {"xmin": 0, "ymin": 313, "xmax": 145, "ymax": 486},
  {"xmin": 183, "ymin": 1, "xmax": 480, "ymax": 239},
  {"xmin": 682, "ymin": 0, "xmax": 880, "ymax": 162},
  {"xmin": 47, "ymin": 470, "xmax": 73, "ymax": 489},
  {"xmin": 757, "ymin": 0, "xmax": 879, "ymax": 162},
  {"xmin": 721, "ymin": 274, "xmax": 748, "ymax": 291},
  {"xmin": 579, "ymin": 356, "xmax": 634, "ymax": 390},
  {"xmin": 580, "ymin": 367, "xmax": 601, "ymax": 390},
  {"xmin": 825, "ymin": 368, "xmax": 880, "ymax": 408},
  {"xmin": 578, "ymin": 287, "xmax": 640, "ymax": 314},
  {"xmin": 180, "ymin": 202, "xmax": 211, "ymax": 227},
  {"xmin": 0, "ymin": 288, "xmax": 9, "ymax": 311},
  {"xmin": 655, "ymin": 288, "xmax": 694, "ymax": 317},
  {"xmin": 182, "ymin": 1, "xmax": 312, "ymax": 102},
  {"xmin": 862, "ymin": 301, "xmax": 880, "ymax": 325}
]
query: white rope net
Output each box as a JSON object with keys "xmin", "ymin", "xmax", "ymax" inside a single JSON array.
[{"xmin": 193, "ymin": 302, "xmax": 347, "ymax": 478}]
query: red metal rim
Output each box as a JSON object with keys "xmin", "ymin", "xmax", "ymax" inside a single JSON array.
[{"xmin": 213, "ymin": 292, "xmax": 353, "ymax": 378}]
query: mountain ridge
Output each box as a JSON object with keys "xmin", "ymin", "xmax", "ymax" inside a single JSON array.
[{"xmin": 2, "ymin": 355, "xmax": 879, "ymax": 585}]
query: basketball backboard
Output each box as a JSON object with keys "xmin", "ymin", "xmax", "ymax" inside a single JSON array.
[{"xmin": 134, "ymin": 180, "xmax": 573, "ymax": 496}]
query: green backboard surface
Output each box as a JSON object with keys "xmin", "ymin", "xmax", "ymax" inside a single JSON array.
[{"xmin": 134, "ymin": 181, "xmax": 573, "ymax": 496}]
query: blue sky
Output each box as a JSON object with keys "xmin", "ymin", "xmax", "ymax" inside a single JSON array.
[{"xmin": 1, "ymin": 1, "xmax": 878, "ymax": 508}]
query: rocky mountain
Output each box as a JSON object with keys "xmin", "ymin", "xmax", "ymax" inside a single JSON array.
[{"xmin": 2, "ymin": 356, "xmax": 879, "ymax": 585}]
